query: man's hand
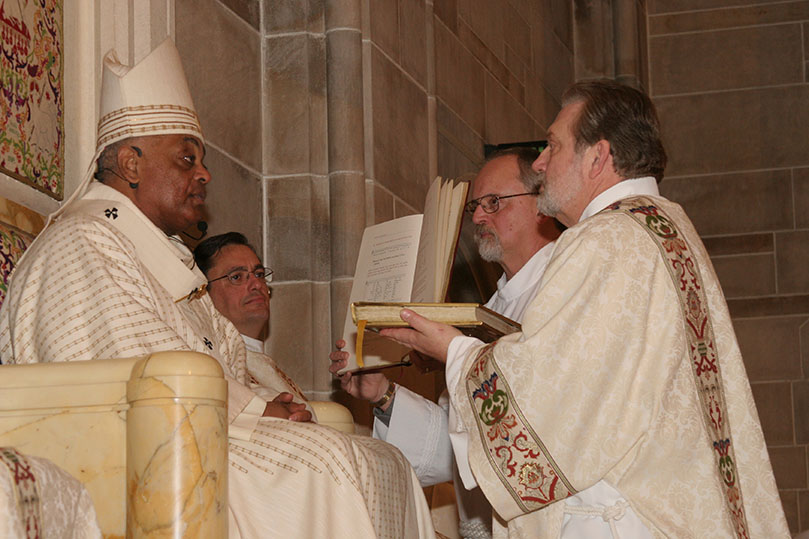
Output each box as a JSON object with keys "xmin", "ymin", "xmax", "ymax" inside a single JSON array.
[
  {"xmin": 262, "ymin": 392, "xmax": 312, "ymax": 422},
  {"xmin": 329, "ymin": 339, "xmax": 391, "ymax": 404},
  {"xmin": 379, "ymin": 309, "xmax": 461, "ymax": 363}
]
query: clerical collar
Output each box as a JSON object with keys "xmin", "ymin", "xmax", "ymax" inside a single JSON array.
[
  {"xmin": 241, "ymin": 334, "xmax": 264, "ymax": 353},
  {"xmin": 578, "ymin": 177, "xmax": 659, "ymax": 223}
]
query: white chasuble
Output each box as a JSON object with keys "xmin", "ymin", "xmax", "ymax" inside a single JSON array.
[
  {"xmin": 0, "ymin": 182, "xmax": 434, "ymax": 538},
  {"xmin": 453, "ymin": 194, "xmax": 788, "ymax": 538}
]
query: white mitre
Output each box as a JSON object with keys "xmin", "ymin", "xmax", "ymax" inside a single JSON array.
[
  {"xmin": 51, "ymin": 38, "xmax": 203, "ymax": 222},
  {"xmin": 96, "ymin": 38, "xmax": 203, "ymax": 150}
]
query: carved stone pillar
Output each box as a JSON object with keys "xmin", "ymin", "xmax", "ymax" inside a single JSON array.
[{"xmin": 573, "ymin": 0, "xmax": 648, "ymax": 90}]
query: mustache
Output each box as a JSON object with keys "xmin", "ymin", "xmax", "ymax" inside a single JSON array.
[
  {"xmin": 530, "ymin": 169, "xmax": 546, "ymax": 192},
  {"xmin": 473, "ymin": 224, "xmax": 498, "ymax": 242}
]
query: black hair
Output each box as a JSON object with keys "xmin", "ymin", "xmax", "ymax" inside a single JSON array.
[{"xmin": 193, "ymin": 232, "xmax": 258, "ymax": 276}]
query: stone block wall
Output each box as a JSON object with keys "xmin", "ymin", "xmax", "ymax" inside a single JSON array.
[
  {"xmin": 174, "ymin": 1, "xmax": 808, "ymax": 519},
  {"xmin": 356, "ymin": 0, "xmax": 574, "ymax": 426},
  {"xmin": 648, "ymin": 0, "xmax": 809, "ymax": 532},
  {"xmin": 173, "ymin": 0, "xmax": 578, "ymax": 429},
  {"xmin": 175, "ymin": 0, "xmax": 264, "ymax": 250}
]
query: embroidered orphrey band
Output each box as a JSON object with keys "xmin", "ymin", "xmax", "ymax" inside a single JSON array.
[
  {"xmin": 465, "ymin": 343, "xmax": 575, "ymax": 512},
  {"xmin": 0, "ymin": 447, "xmax": 42, "ymax": 539},
  {"xmin": 609, "ymin": 197, "xmax": 750, "ymax": 539}
]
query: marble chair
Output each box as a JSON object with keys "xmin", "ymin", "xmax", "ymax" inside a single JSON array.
[
  {"xmin": 0, "ymin": 351, "xmax": 228, "ymax": 537},
  {"xmin": 0, "ymin": 350, "xmax": 358, "ymax": 537}
]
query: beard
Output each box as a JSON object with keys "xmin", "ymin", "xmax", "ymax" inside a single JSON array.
[
  {"xmin": 535, "ymin": 169, "xmax": 578, "ymax": 219},
  {"xmin": 474, "ymin": 224, "xmax": 504, "ymax": 263}
]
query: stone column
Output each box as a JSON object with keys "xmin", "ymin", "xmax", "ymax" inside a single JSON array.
[
  {"xmin": 573, "ymin": 0, "xmax": 615, "ymax": 80},
  {"xmin": 613, "ymin": 0, "xmax": 645, "ymax": 89},
  {"xmin": 324, "ymin": 0, "xmax": 367, "ymax": 398}
]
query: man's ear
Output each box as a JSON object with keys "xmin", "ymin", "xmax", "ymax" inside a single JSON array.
[
  {"xmin": 587, "ymin": 140, "xmax": 612, "ymax": 179},
  {"xmin": 116, "ymin": 144, "xmax": 140, "ymax": 184}
]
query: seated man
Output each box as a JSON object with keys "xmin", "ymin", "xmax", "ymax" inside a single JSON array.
[
  {"xmin": 0, "ymin": 39, "xmax": 433, "ymax": 538},
  {"xmin": 193, "ymin": 232, "xmax": 310, "ymax": 413}
]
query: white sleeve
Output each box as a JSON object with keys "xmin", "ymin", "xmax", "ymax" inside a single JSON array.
[
  {"xmin": 372, "ymin": 385, "xmax": 453, "ymax": 486},
  {"xmin": 446, "ymin": 335, "xmax": 485, "ymax": 490},
  {"xmin": 228, "ymin": 396, "xmax": 267, "ymax": 441}
]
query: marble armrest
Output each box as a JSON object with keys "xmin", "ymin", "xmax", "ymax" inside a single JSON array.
[
  {"xmin": 309, "ymin": 401, "xmax": 355, "ymax": 433},
  {"xmin": 0, "ymin": 351, "xmax": 228, "ymax": 537}
]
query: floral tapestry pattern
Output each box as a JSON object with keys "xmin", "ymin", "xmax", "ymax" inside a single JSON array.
[
  {"xmin": 0, "ymin": 222, "xmax": 32, "ymax": 308},
  {"xmin": 0, "ymin": 0, "xmax": 64, "ymax": 199}
]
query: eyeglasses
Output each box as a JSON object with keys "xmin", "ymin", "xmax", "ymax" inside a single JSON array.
[
  {"xmin": 464, "ymin": 192, "xmax": 536, "ymax": 214},
  {"xmin": 207, "ymin": 267, "xmax": 273, "ymax": 287}
]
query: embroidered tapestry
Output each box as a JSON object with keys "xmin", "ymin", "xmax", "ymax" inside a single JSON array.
[
  {"xmin": 0, "ymin": 222, "xmax": 33, "ymax": 308},
  {"xmin": 0, "ymin": 0, "xmax": 64, "ymax": 199}
]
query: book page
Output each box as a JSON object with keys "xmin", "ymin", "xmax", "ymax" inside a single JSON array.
[
  {"xmin": 433, "ymin": 180, "xmax": 453, "ymax": 300},
  {"xmin": 439, "ymin": 181, "xmax": 469, "ymax": 299},
  {"xmin": 339, "ymin": 215, "xmax": 423, "ymax": 372},
  {"xmin": 411, "ymin": 177, "xmax": 443, "ymax": 303}
]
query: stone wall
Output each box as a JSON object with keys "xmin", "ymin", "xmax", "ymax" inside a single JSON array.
[
  {"xmin": 80, "ymin": 0, "xmax": 806, "ymax": 528},
  {"xmin": 648, "ymin": 0, "xmax": 809, "ymax": 533},
  {"xmin": 353, "ymin": 0, "xmax": 575, "ymax": 425},
  {"xmin": 176, "ymin": 0, "xmax": 578, "ymax": 429}
]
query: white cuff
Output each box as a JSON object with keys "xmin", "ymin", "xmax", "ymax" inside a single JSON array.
[
  {"xmin": 446, "ymin": 335, "xmax": 484, "ymax": 490},
  {"xmin": 228, "ymin": 396, "xmax": 266, "ymax": 441}
]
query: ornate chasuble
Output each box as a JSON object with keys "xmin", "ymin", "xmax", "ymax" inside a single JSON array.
[
  {"xmin": 464, "ymin": 349, "xmax": 576, "ymax": 512},
  {"xmin": 607, "ymin": 197, "xmax": 749, "ymax": 538},
  {"xmin": 463, "ymin": 197, "xmax": 756, "ymax": 538}
]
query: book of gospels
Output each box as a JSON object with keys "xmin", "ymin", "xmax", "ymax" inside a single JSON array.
[{"xmin": 337, "ymin": 176, "xmax": 518, "ymax": 374}]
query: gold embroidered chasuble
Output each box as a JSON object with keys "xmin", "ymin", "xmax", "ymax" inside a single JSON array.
[
  {"xmin": 453, "ymin": 195, "xmax": 788, "ymax": 538},
  {"xmin": 0, "ymin": 182, "xmax": 435, "ymax": 538}
]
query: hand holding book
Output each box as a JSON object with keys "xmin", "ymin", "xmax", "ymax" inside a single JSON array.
[
  {"xmin": 336, "ymin": 176, "xmax": 470, "ymax": 373},
  {"xmin": 377, "ymin": 308, "xmax": 463, "ymax": 363},
  {"xmin": 336, "ymin": 177, "xmax": 520, "ymax": 373}
]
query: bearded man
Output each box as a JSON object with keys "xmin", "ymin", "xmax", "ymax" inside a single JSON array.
[
  {"xmin": 379, "ymin": 80, "xmax": 789, "ymax": 538},
  {"xmin": 0, "ymin": 39, "xmax": 433, "ymax": 538},
  {"xmin": 331, "ymin": 147, "xmax": 561, "ymax": 538}
]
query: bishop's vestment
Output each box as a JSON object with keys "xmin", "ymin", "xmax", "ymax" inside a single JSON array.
[{"xmin": 0, "ymin": 182, "xmax": 434, "ymax": 538}]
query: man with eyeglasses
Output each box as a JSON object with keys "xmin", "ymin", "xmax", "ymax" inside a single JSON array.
[
  {"xmin": 376, "ymin": 81, "xmax": 788, "ymax": 537},
  {"xmin": 330, "ymin": 146, "xmax": 561, "ymax": 538},
  {"xmin": 194, "ymin": 232, "xmax": 312, "ymax": 419},
  {"xmin": 194, "ymin": 232, "xmax": 273, "ymax": 351}
]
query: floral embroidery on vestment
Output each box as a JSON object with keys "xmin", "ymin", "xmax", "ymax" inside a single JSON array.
[
  {"xmin": 608, "ymin": 197, "xmax": 750, "ymax": 539},
  {"xmin": 466, "ymin": 344, "xmax": 574, "ymax": 512}
]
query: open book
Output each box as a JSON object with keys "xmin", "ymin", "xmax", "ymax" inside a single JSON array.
[
  {"xmin": 351, "ymin": 302, "xmax": 521, "ymax": 343},
  {"xmin": 338, "ymin": 177, "xmax": 468, "ymax": 373}
]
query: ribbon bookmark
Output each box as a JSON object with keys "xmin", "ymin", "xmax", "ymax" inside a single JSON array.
[{"xmin": 355, "ymin": 319, "xmax": 367, "ymax": 369}]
